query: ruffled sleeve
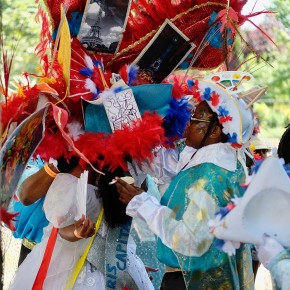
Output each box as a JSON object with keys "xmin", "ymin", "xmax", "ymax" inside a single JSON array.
[
  {"xmin": 44, "ymin": 173, "xmax": 100, "ymax": 228},
  {"xmin": 44, "ymin": 174, "xmax": 79, "ymax": 228},
  {"xmin": 129, "ymin": 147, "xmax": 179, "ymax": 187},
  {"xmin": 127, "ymin": 190, "xmax": 217, "ymax": 257}
]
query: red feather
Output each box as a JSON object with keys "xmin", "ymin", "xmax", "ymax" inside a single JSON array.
[
  {"xmin": 73, "ymin": 113, "xmax": 165, "ymax": 172},
  {"xmin": 0, "ymin": 207, "xmax": 18, "ymax": 231}
]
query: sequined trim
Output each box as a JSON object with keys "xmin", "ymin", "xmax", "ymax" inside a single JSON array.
[
  {"xmin": 22, "ymin": 238, "xmax": 37, "ymax": 250},
  {"xmin": 166, "ymin": 266, "xmax": 181, "ymax": 273}
]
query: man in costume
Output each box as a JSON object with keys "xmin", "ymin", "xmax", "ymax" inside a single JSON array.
[{"xmin": 116, "ymin": 79, "xmax": 255, "ymax": 290}]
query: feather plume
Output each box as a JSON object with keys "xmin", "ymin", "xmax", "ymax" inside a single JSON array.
[
  {"xmin": 0, "ymin": 26, "xmax": 19, "ymax": 103},
  {"xmin": 84, "ymin": 78, "xmax": 98, "ymax": 94},
  {"xmin": 84, "ymin": 54, "xmax": 94, "ymax": 70},
  {"xmin": 74, "ymin": 112, "xmax": 165, "ymax": 171},
  {"xmin": 0, "ymin": 207, "xmax": 18, "ymax": 231},
  {"xmin": 35, "ymin": 3, "xmax": 52, "ymax": 74},
  {"xmin": 127, "ymin": 64, "xmax": 139, "ymax": 86},
  {"xmin": 35, "ymin": 129, "xmax": 71, "ymax": 161},
  {"xmin": 162, "ymin": 97, "xmax": 192, "ymax": 145},
  {"xmin": 66, "ymin": 121, "xmax": 84, "ymax": 141}
]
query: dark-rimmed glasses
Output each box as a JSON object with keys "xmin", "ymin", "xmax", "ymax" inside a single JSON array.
[{"xmin": 190, "ymin": 114, "xmax": 211, "ymax": 125}]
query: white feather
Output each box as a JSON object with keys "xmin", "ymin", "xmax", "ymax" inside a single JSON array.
[
  {"xmin": 84, "ymin": 54, "xmax": 94, "ymax": 70},
  {"xmin": 98, "ymin": 89, "xmax": 115, "ymax": 100},
  {"xmin": 85, "ymin": 78, "xmax": 98, "ymax": 94},
  {"xmin": 66, "ymin": 121, "xmax": 84, "ymax": 141}
]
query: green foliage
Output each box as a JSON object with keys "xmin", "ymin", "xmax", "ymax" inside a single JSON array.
[
  {"xmin": 270, "ymin": 0, "xmax": 290, "ymax": 29},
  {"xmin": 254, "ymin": 102, "xmax": 290, "ymax": 130},
  {"xmin": 1, "ymin": 0, "xmax": 41, "ymax": 78},
  {"xmin": 239, "ymin": 0, "xmax": 290, "ymax": 133}
]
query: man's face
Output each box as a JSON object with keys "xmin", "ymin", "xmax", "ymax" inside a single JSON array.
[{"xmin": 184, "ymin": 101, "xmax": 213, "ymax": 149}]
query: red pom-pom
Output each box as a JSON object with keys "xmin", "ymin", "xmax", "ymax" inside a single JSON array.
[
  {"xmin": 219, "ymin": 116, "xmax": 233, "ymax": 123},
  {"xmin": 211, "ymin": 91, "xmax": 220, "ymax": 106}
]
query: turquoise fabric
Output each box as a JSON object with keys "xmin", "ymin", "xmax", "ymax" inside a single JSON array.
[
  {"xmin": 85, "ymin": 102, "xmax": 112, "ymax": 133},
  {"xmin": 84, "ymin": 84, "xmax": 172, "ymax": 133},
  {"xmin": 130, "ymin": 175, "xmax": 165, "ymax": 289},
  {"xmin": 12, "ymin": 196, "xmax": 48, "ymax": 243},
  {"xmin": 132, "ymin": 84, "xmax": 172, "ymax": 116},
  {"xmin": 10, "ymin": 157, "xmax": 49, "ymax": 243},
  {"xmin": 269, "ymin": 248, "xmax": 290, "ymax": 290},
  {"xmin": 157, "ymin": 162, "xmax": 254, "ymax": 289}
]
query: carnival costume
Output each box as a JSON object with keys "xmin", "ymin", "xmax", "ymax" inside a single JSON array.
[
  {"xmin": 10, "ymin": 157, "xmax": 49, "ymax": 265},
  {"xmin": 10, "ymin": 173, "xmax": 153, "ymax": 290},
  {"xmin": 125, "ymin": 78, "xmax": 260, "ymax": 289},
  {"xmin": 0, "ymin": 0, "xmax": 272, "ymax": 289}
]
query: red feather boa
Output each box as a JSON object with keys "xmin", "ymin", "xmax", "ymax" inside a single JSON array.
[{"xmin": 73, "ymin": 112, "xmax": 165, "ymax": 171}]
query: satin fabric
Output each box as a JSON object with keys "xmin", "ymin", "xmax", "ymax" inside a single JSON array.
[
  {"xmin": 127, "ymin": 143, "xmax": 254, "ymax": 289},
  {"xmin": 269, "ymin": 248, "xmax": 290, "ymax": 290}
]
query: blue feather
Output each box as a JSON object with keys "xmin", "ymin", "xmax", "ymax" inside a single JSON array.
[
  {"xmin": 187, "ymin": 79, "xmax": 194, "ymax": 90},
  {"xmin": 51, "ymin": 12, "xmax": 83, "ymax": 40},
  {"xmin": 69, "ymin": 12, "xmax": 83, "ymax": 37},
  {"xmin": 216, "ymin": 207, "xmax": 230, "ymax": 218},
  {"xmin": 93, "ymin": 60, "xmax": 104, "ymax": 70},
  {"xmin": 162, "ymin": 97, "xmax": 192, "ymax": 141},
  {"xmin": 79, "ymin": 67, "xmax": 93, "ymax": 77},
  {"xmin": 128, "ymin": 64, "xmax": 139, "ymax": 86}
]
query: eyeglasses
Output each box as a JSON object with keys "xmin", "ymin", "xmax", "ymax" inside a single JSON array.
[{"xmin": 190, "ymin": 114, "xmax": 211, "ymax": 125}]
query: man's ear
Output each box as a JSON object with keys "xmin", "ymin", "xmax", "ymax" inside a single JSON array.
[{"xmin": 209, "ymin": 125, "xmax": 222, "ymax": 139}]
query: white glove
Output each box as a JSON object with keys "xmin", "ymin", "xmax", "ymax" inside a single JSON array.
[{"xmin": 256, "ymin": 235, "xmax": 284, "ymax": 268}]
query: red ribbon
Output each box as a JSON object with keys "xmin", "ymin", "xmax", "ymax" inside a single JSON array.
[{"xmin": 32, "ymin": 227, "xmax": 58, "ymax": 290}]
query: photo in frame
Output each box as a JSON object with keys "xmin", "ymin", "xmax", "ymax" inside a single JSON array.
[
  {"xmin": 78, "ymin": 0, "xmax": 132, "ymax": 54},
  {"xmin": 133, "ymin": 19, "xmax": 195, "ymax": 83},
  {"xmin": 0, "ymin": 107, "xmax": 47, "ymax": 205}
]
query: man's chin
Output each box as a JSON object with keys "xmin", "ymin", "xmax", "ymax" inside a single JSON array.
[{"xmin": 185, "ymin": 140, "xmax": 198, "ymax": 149}]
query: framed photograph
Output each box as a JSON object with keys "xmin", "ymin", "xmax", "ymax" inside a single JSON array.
[
  {"xmin": 133, "ymin": 19, "xmax": 195, "ymax": 83},
  {"xmin": 78, "ymin": 0, "xmax": 132, "ymax": 54},
  {"xmin": 0, "ymin": 108, "xmax": 47, "ymax": 205}
]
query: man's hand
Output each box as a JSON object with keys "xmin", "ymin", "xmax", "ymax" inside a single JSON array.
[{"xmin": 115, "ymin": 177, "xmax": 143, "ymax": 205}]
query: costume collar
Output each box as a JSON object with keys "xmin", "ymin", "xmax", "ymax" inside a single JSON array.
[{"xmin": 177, "ymin": 143, "xmax": 237, "ymax": 172}]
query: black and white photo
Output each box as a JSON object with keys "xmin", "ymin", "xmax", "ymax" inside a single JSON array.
[{"xmin": 78, "ymin": 0, "xmax": 132, "ymax": 53}]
